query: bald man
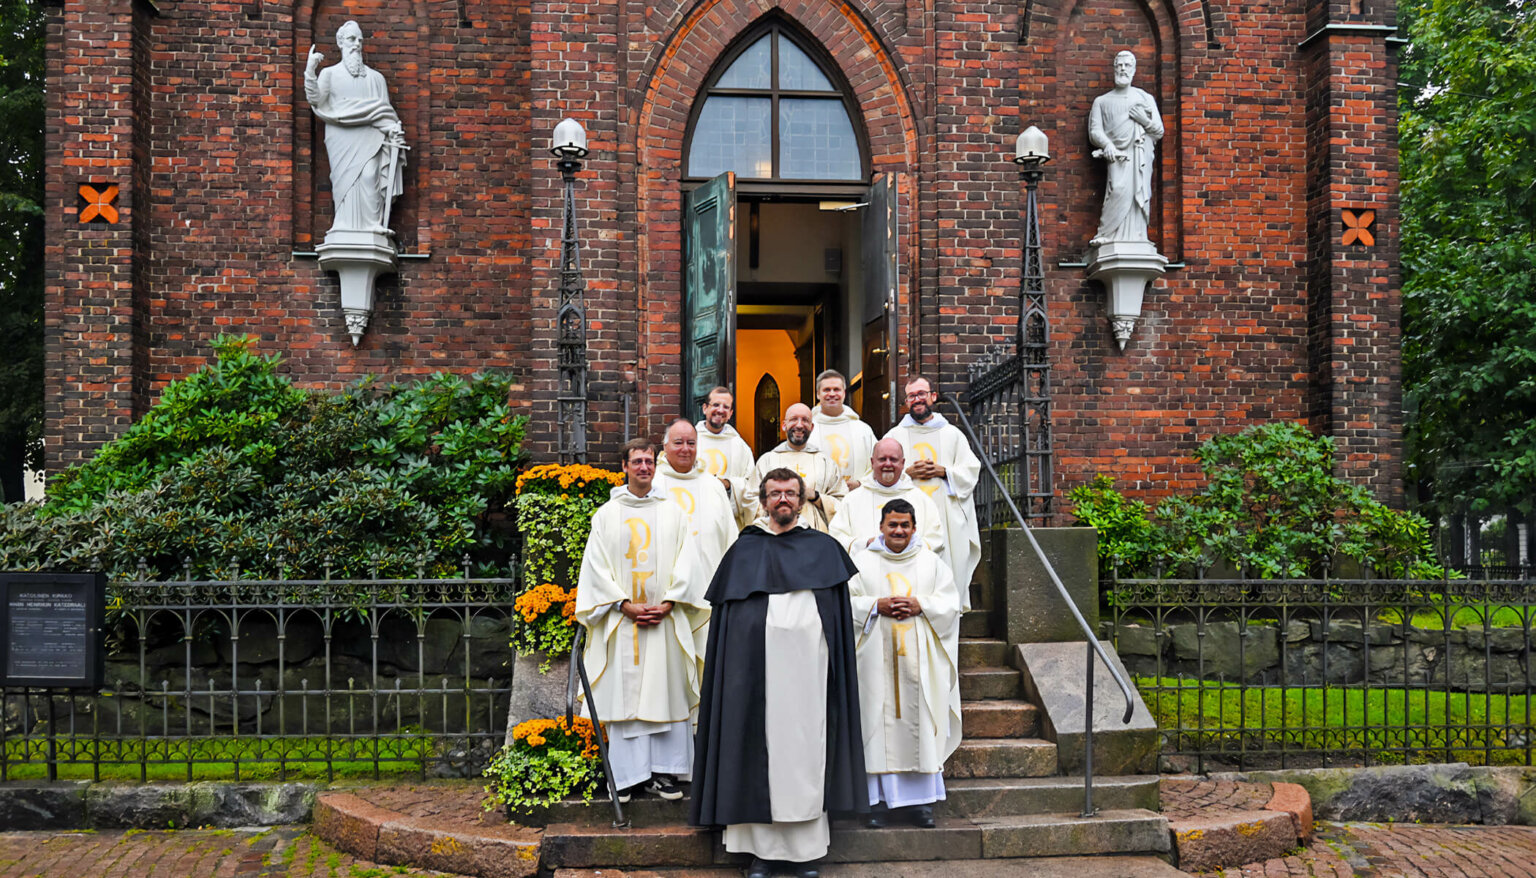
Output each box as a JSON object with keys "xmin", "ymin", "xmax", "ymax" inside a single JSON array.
[
  {"xmin": 658, "ymin": 417, "xmax": 739, "ymax": 579},
  {"xmin": 829, "ymin": 439, "xmax": 945, "ymax": 558},
  {"xmin": 749, "ymin": 403, "xmax": 845, "ymax": 532}
]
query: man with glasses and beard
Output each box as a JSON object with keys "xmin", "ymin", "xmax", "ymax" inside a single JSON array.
[{"xmin": 690, "ymin": 469, "xmax": 868, "ymax": 878}]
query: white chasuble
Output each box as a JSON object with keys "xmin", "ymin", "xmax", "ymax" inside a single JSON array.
[
  {"xmin": 849, "ymin": 544, "xmax": 962, "ymax": 783},
  {"xmin": 694, "ymin": 421, "xmax": 758, "ymax": 529},
  {"xmin": 574, "ymin": 487, "xmax": 708, "ymax": 728},
  {"xmin": 722, "ymin": 590, "xmax": 831, "ymax": 862},
  {"xmin": 750, "ymin": 443, "xmax": 846, "ymax": 533},
  {"xmin": 809, "ymin": 406, "xmax": 876, "ymax": 488},
  {"xmin": 656, "ymin": 455, "xmax": 739, "ymax": 580},
  {"xmin": 827, "ymin": 478, "xmax": 946, "ymax": 559},
  {"xmin": 884, "ymin": 414, "xmax": 982, "ymax": 611}
]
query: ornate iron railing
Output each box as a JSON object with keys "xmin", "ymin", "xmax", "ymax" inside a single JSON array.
[
  {"xmin": 1108, "ymin": 574, "xmax": 1536, "ymax": 773},
  {"xmin": 967, "ymin": 348, "xmax": 1052, "ymax": 528},
  {"xmin": 1, "ymin": 575, "xmax": 518, "ymax": 782}
]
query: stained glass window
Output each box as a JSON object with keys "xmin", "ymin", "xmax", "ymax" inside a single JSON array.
[{"xmin": 686, "ymin": 26, "xmax": 864, "ymax": 182}]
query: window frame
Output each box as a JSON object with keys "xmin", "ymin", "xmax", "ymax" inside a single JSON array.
[{"xmin": 682, "ymin": 21, "xmax": 870, "ymax": 189}]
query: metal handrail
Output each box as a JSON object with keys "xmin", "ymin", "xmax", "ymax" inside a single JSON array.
[
  {"xmin": 565, "ymin": 626, "xmax": 628, "ymax": 826},
  {"xmin": 940, "ymin": 393, "xmax": 1136, "ymax": 817}
]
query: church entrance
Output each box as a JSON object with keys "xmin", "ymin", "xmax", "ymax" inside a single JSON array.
[{"xmin": 677, "ymin": 20, "xmax": 898, "ymax": 454}]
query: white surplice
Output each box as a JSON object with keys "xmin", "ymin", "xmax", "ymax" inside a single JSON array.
[
  {"xmin": 573, "ymin": 486, "xmax": 709, "ymax": 789},
  {"xmin": 656, "ymin": 453, "xmax": 739, "ymax": 579},
  {"xmin": 827, "ymin": 476, "xmax": 946, "ymax": 559},
  {"xmin": 750, "ymin": 443, "xmax": 846, "ymax": 532},
  {"xmin": 883, "ymin": 413, "xmax": 982, "ymax": 611},
  {"xmin": 809, "ymin": 405, "xmax": 877, "ymax": 488},
  {"xmin": 848, "ymin": 540, "xmax": 962, "ymax": 808},
  {"xmin": 694, "ymin": 421, "xmax": 758, "ymax": 529}
]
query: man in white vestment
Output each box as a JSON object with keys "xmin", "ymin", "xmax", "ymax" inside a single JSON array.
[
  {"xmin": 657, "ymin": 418, "xmax": 738, "ymax": 576},
  {"xmin": 828, "ymin": 438, "xmax": 944, "ymax": 558},
  {"xmin": 849, "ymin": 499, "xmax": 962, "ymax": 829},
  {"xmin": 304, "ymin": 21, "xmax": 406, "ymax": 235},
  {"xmin": 751, "ymin": 404, "xmax": 844, "ymax": 532},
  {"xmin": 574, "ymin": 439, "xmax": 709, "ymax": 802},
  {"xmin": 690, "ymin": 469, "xmax": 867, "ymax": 878},
  {"xmin": 807, "ymin": 369, "xmax": 876, "ymax": 491},
  {"xmin": 694, "ymin": 386, "xmax": 757, "ymax": 528},
  {"xmin": 883, "ymin": 377, "xmax": 982, "ymax": 612}
]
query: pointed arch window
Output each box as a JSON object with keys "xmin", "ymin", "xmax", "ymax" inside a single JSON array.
[{"xmin": 685, "ymin": 24, "xmax": 866, "ymax": 183}]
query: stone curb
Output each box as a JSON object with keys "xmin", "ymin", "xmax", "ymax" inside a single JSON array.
[
  {"xmin": 312, "ymin": 790, "xmax": 542, "ymax": 878},
  {"xmin": 1264, "ymin": 781, "xmax": 1314, "ymax": 843},
  {"xmin": 0, "ymin": 780, "xmax": 318, "ymax": 830},
  {"xmin": 1169, "ymin": 809, "xmax": 1297, "ymax": 873}
]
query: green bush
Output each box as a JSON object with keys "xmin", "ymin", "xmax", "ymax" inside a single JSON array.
[
  {"xmin": 1068, "ymin": 422, "xmax": 1445, "ymax": 579},
  {"xmin": 1, "ymin": 336, "xmax": 527, "ymax": 580}
]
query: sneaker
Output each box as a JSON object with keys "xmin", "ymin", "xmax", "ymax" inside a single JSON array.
[
  {"xmin": 644, "ymin": 774, "xmax": 684, "ymax": 800},
  {"xmin": 616, "ymin": 784, "xmax": 639, "ymax": 804}
]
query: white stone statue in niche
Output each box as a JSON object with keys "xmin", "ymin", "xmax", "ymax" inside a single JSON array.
[
  {"xmin": 305, "ymin": 20, "xmax": 406, "ymax": 235},
  {"xmin": 1088, "ymin": 50, "xmax": 1163, "ymax": 246},
  {"xmin": 1085, "ymin": 50, "xmax": 1168, "ymax": 352}
]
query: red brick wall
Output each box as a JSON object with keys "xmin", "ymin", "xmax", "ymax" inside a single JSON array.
[{"xmin": 44, "ymin": 0, "xmax": 1404, "ymax": 507}]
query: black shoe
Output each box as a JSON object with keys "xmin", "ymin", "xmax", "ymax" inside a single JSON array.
[
  {"xmin": 910, "ymin": 804, "xmax": 935, "ymax": 828},
  {"xmin": 745, "ymin": 856, "xmax": 772, "ymax": 878},
  {"xmin": 794, "ymin": 862, "xmax": 821, "ymax": 878},
  {"xmin": 644, "ymin": 773, "xmax": 684, "ymax": 800},
  {"xmin": 864, "ymin": 808, "xmax": 886, "ymax": 829},
  {"xmin": 615, "ymin": 783, "xmax": 639, "ymax": 804}
]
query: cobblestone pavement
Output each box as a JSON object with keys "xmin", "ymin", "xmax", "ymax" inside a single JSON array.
[
  {"xmin": 1202, "ymin": 822, "xmax": 1536, "ymax": 877},
  {"xmin": 0, "ymin": 826, "xmax": 450, "ymax": 877},
  {"xmin": 1161, "ymin": 776, "xmax": 1275, "ymax": 821}
]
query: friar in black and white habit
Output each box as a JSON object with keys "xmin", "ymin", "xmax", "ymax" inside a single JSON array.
[{"xmin": 689, "ymin": 467, "xmax": 869, "ymax": 878}]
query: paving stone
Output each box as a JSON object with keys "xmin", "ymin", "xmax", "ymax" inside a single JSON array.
[
  {"xmin": 1171, "ymin": 808, "xmax": 1297, "ymax": 872},
  {"xmin": 1265, "ymin": 781, "xmax": 1314, "ymax": 843},
  {"xmin": 377, "ymin": 816, "xmax": 541, "ymax": 878},
  {"xmin": 312, "ymin": 791, "xmax": 400, "ymax": 862}
]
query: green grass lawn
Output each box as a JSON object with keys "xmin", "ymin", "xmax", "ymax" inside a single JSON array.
[
  {"xmin": 1, "ymin": 733, "xmax": 444, "ymax": 781},
  {"xmin": 1139, "ymin": 676, "xmax": 1536, "ymax": 766}
]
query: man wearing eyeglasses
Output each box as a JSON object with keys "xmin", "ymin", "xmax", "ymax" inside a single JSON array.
[
  {"xmin": 690, "ymin": 468, "xmax": 868, "ymax": 878},
  {"xmin": 883, "ymin": 377, "xmax": 982, "ymax": 612}
]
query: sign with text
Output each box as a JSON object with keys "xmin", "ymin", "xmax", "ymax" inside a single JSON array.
[{"xmin": 1, "ymin": 572, "xmax": 105, "ymax": 689}]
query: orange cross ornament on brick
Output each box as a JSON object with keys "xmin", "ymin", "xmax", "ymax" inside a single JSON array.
[
  {"xmin": 1341, "ymin": 208, "xmax": 1375, "ymax": 247},
  {"xmin": 79, "ymin": 183, "xmax": 120, "ymax": 223}
]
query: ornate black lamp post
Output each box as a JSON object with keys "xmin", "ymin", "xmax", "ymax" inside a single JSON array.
[
  {"xmin": 1014, "ymin": 126, "xmax": 1054, "ymax": 521},
  {"xmin": 552, "ymin": 118, "xmax": 589, "ymax": 464}
]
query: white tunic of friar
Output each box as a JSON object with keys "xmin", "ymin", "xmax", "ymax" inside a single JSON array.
[
  {"xmin": 656, "ymin": 454, "xmax": 739, "ymax": 578},
  {"xmin": 574, "ymin": 486, "xmax": 709, "ymax": 790},
  {"xmin": 827, "ymin": 477, "xmax": 946, "ymax": 559},
  {"xmin": 849, "ymin": 539, "xmax": 962, "ymax": 807},
  {"xmin": 809, "ymin": 405, "xmax": 876, "ymax": 488},
  {"xmin": 695, "ymin": 421, "xmax": 758, "ymax": 528},
  {"xmin": 750, "ymin": 443, "xmax": 846, "ymax": 532},
  {"xmin": 884, "ymin": 413, "xmax": 982, "ymax": 611}
]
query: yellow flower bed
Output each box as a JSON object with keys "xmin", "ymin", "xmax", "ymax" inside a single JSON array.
[
  {"xmin": 514, "ymin": 583, "xmax": 577, "ymax": 624},
  {"xmin": 515, "ymin": 463, "xmax": 623, "ymax": 498},
  {"xmin": 510, "ymin": 715, "xmax": 603, "ymax": 758}
]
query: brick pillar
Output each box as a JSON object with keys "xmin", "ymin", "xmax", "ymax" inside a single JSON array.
[
  {"xmin": 1302, "ymin": 0, "xmax": 1403, "ymax": 502},
  {"xmin": 44, "ymin": 0, "xmax": 151, "ymax": 473}
]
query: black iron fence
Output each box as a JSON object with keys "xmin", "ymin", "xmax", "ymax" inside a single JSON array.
[
  {"xmin": 1108, "ymin": 575, "xmax": 1536, "ymax": 773},
  {"xmin": 1, "ymin": 574, "xmax": 517, "ymax": 782},
  {"xmin": 962, "ymin": 349, "xmax": 1052, "ymax": 528}
]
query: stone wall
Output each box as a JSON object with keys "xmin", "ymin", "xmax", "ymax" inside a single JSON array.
[{"xmin": 1115, "ymin": 619, "xmax": 1533, "ymax": 692}]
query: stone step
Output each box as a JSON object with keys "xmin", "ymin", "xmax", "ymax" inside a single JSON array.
[
  {"xmin": 940, "ymin": 775, "xmax": 1160, "ymax": 817},
  {"xmin": 943, "ymin": 738, "xmax": 1057, "ymax": 779},
  {"xmin": 958, "ymin": 638, "xmax": 1010, "ymax": 669},
  {"xmin": 540, "ymin": 810, "xmax": 1168, "ymax": 868},
  {"xmin": 553, "ymin": 855, "xmax": 1185, "ymax": 877},
  {"xmin": 959, "ymin": 666, "xmax": 1022, "ymax": 700},
  {"xmin": 961, "ymin": 699, "xmax": 1038, "ymax": 738},
  {"xmin": 960, "ymin": 610, "xmax": 992, "ymax": 638}
]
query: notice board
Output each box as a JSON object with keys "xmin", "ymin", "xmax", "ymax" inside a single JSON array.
[{"xmin": 1, "ymin": 572, "xmax": 105, "ymax": 689}]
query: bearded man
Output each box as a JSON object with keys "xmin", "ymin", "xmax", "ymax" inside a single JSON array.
[
  {"xmin": 883, "ymin": 378, "xmax": 981, "ymax": 612},
  {"xmin": 849, "ymin": 499, "xmax": 962, "ymax": 830},
  {"xmin": 694, "ymin": 386, "xmax": 757, "ymax": 528},
  {"xmin": 573, "ymin": 439, "xmax": 709, "ymax": 802},
  {"xmin": 807, "ymin": 369, "xmax": 875, "ymax": 491},
  {"xmin": 657, "ymin": 417, "xmax": 738, "ymax": 577},
  {"xmin": 750, "ymin": 403, "xmax": 844, "ymax": 532},
  {"xmin": 829, "ymin": 438, "xmax": 944, "ymax": 557},
  {"xmin": 304, "ymin": 21, "xmax": 406, "ymax": 235},
  {"xmin": 691, "ymin": 468, "xmax": 867, "ymax": 878}
]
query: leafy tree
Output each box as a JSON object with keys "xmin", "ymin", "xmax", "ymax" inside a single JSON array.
[
  {"xmin": 0, "ymin": 0, "xmax": 44, "ymax": 502},
  {"xmin": 1399, "ymin": 0, "xmax": 1536, "ymax": 516}
]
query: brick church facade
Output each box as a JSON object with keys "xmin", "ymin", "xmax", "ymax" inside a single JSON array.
[{"xmin": 44, "ymin": 0, "xmax": 1404, "ymax": 505}]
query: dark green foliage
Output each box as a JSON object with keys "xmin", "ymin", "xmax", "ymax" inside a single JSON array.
[
  {"xmin": 1400, "ymin": 0, "xmax": 1536, "ymax": 516},
  {"xmin": 1068, "ymin": 422, "xmax": 1444, "ymax": 579},
  {"xmin": 2, "ymin": 336, "xmax": 527, "ymax": 579},
  {"xmin": 0, "ymin": 0, "xmax": 45, "ymax": 501}
]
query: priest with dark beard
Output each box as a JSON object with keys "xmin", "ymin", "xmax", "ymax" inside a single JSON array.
[{"xmin": 690, "ymin": 468, "xmax": 868, "ymax": 878}]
